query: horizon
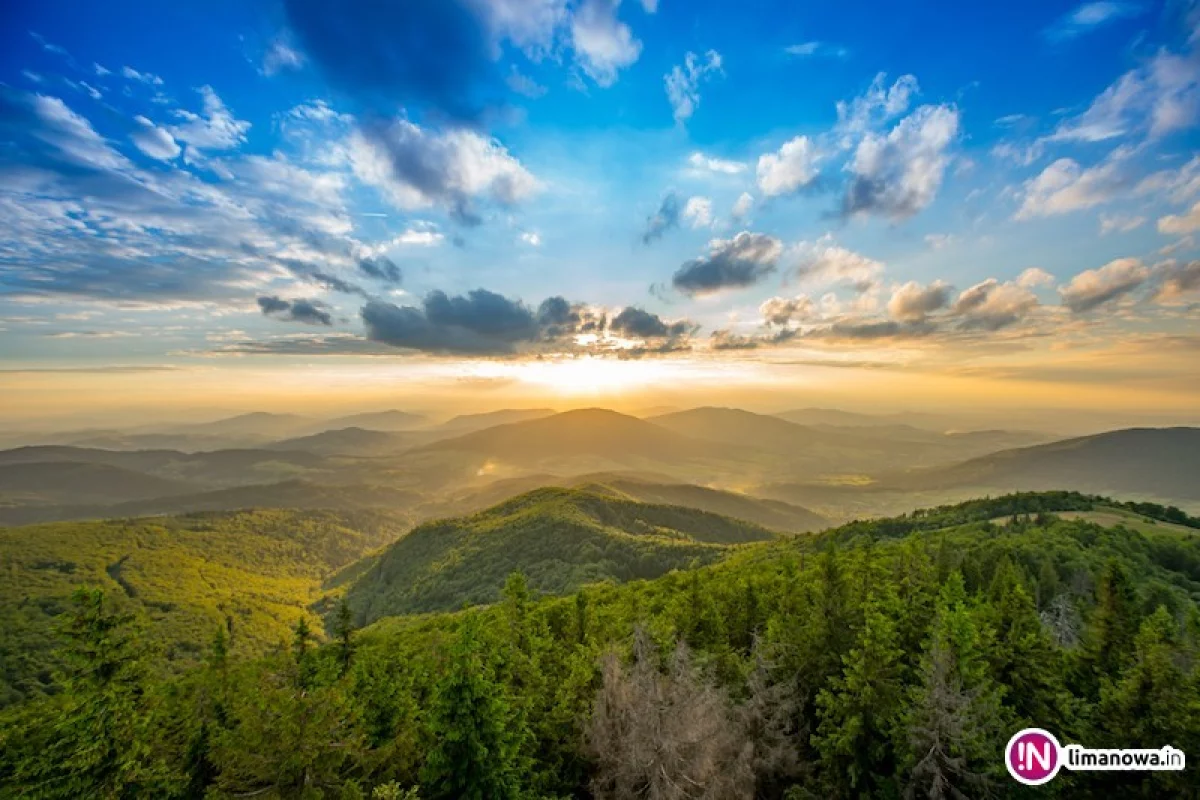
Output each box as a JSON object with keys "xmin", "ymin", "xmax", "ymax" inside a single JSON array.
[{"xmin": 2, "ymin": 1, "xmax": 1198, "ymax": 426}]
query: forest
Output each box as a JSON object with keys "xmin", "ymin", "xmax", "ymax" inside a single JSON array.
[{"xmin": 1, "ymin": 491, "xmax": 1198, "ymax": 799}]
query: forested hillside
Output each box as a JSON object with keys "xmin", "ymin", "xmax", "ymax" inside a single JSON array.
[
  {"xmin": 342, "ymin": 486, "xmax": 780, "ymax": 623},
  {"xmin": 2, "ymin": 492, "xmax": 1197, "ymax": 798},
  {"xmin": 0, "ymin": 509, "xmax": 406, "ymax": 707}
]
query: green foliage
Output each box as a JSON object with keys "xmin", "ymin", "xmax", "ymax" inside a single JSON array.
[
  {"xmin": 420, "ymin": 616, "xmax": 526, "ymax": 800},
  {"xmin": 0, "ymin": 508, "xmax": 403, "ymax": 707},
  {"xmin": 344, "ymin": 487, "xmax": 777, "ymax": 623},
  {"xmin": 3, "ymin": 491, "xmax": 1200, "ymax": 799}
]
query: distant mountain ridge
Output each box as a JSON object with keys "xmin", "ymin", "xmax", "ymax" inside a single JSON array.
[{"xmin": 887, "ymin": 427, "xmax": 1200, "ymax": 500}]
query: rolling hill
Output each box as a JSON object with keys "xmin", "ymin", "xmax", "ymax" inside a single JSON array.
[
  {"xmin": 887, "ymin": 427, "xmax": 1200, "ymax": 502},
  {"xmin": 413, "ymin": 408, "xmax": 736, "ymax": 468},
  {"xmin": 0, "ymin": 479, "xmax": 426, "ymax": 527},
  {"xmin": 319, "ymin": 409, "xmax": 426, "ymax": 432},
  {"xmin": 265, "ymin": 427, "xmax": 423, "ymax": 456},
  {"xmin": 341, "ymin": 486, "xmax": 781, "ymax": 623},
  {"xmin": 432, "ymin": 408, "xmax": 557, "ymax": 435},
  {"xmin": 0, "ymin": 445, "xmax": 332, "ymax": 487},
  {"xmin": 0, "ymin": 462, "xmax": 200, "ymax": 505},
  {"xmin": 578, "ymin": 477, "xmax": 828, "ymax": 532},
  {"xmin": 0, "ymin": 508, "xmax": 407, "ymax": 706}
]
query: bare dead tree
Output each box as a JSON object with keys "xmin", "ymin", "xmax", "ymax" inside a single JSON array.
[
  {"xmin": 1039, "ymin": 593, "xmax": 1082, "ymax": 649},
  {"xmin": 586, "ymin": 628, "xmax": 753, "ymax": 800},
  {"xmin": 737, "ymin": 646, "xmax": 809, "ymax": 798},
  {"xmin": 905, "ymin": 639, "xmax": 992, "ymax": 800}
]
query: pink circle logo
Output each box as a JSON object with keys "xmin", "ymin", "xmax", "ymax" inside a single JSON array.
[{"xmin": 1005, "ymin": 728, "xmax": 1063, "ymax": 785}]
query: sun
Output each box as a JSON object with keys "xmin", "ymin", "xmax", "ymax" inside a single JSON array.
[{"xmin": 512, "ymin": 357, "xmax": 673, "ymax": 396}]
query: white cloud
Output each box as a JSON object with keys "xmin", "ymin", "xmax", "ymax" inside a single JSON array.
[
  {"xmin": 683, "ymin": 196, "xmax": 713, "ymax": 228},
  {"xmin": 835, "ymin": 73, "xmax": 919, "ymax": 139},
  {"xmin": 784, "ymin": 41, "xmax": 848, "ymax": 58},
  {"xmin": 1134, "ymin": 155, "xmax": 1200, "ymax": 202},
  {"xmin": 169, "ymin": 86, "xmax": 251, "ymax": 152},
  {"xmin": 951, "ymin": 279, "xmax": 1039, "ymax": 330},
  {"xmin": 571, "ymin": 0, "xmax": 642, "ymax": 87},
  {"xmin": 130, "ymin": 115, "xmax": 181, "ymax": 161},
  {"xmin": 1060, "ymin": 257, "xmax": 1150, "ymax": 311},
  {"xmin": 121, "ymin": 66, "xmax": 164, "ymax": 86},
  {"xmin": 1047, "ymin": 50, "xmax": 1200, "ymax": 143},
  {"xmin": 688, "ymin": 152, "xmax": 746, "ymax": 174},
  {"xmin": 756, "ymin": 135, "xmax": 821, "ymax": 197},
  {"xmin": 30, "ymin": 95, "xmax": 131, "ymax": 170},
  {"xmin": 887, "ymin": 280, "xmax": 950, "ymax": 322},
  {"xmin": 924, "ymin": 233, "xmax": 954, "ymax": 250},
  {"xmin": 507, "ymin": 67, "xmax": 548, "ymax": 98},
  {"xmin": 1154, "ymin": 259, "xmax": 1200, "ymax": 300},
  {"xmin": 664, "ymin": 50, "xmax": 723, "ymax": 123},
  {"xmin": 1044, "ymin": 2, "xmax": 1142, "ymax": 41},
  {"xmin": 793, "ymin": 238, "xmax": 884, "ymax": 293},
  {"xmin": 93, "ymin": 62, "xmax": 111, "ymax": 77},
  {"xmin": 475, "ymin": 0, "xmax": 568, "ymax": 58},
  {"xmin": 1015, "ymin": 150, "xmax": 1130, "ymax": 219},
  {"xmin": 842, "ymin": 104, "xmax": 959, "ymax": 220},
  {"xmin": 520, "ymin": 231, "xmax": 542, "ymax": 246},
  {"xmin": 348, "ymin": 120, "xmax": 540, "ymax": 219},
  {"xmin": 1098, "ymin": 213, "xmax": 1146, "ymax": 234},
  {"xmin": 760, "ymin": 294, "xmax": 816, "ymax": 326},
  {"xmin": 1017, "ymin": 267, "xmax": 1056, "ymax": 288},
  {"xmin": 1157, "ymin": 200, "xmax": 1200, "ymax": 234},
  {"xmin": 731, "ymin": 191, "xmax": 754, "ymax": 220},
  {"xmin": 262, "ymin": 39, "xmax": 305, "ymax": 76}
]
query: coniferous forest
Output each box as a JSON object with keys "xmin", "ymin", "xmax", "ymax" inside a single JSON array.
[{"xmin": 2, "ymin": 492, "xmax": 1198, "ymax": 799}]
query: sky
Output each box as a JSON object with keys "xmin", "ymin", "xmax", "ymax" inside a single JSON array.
[{"xmin": 1, "ymin": 0, "xmax": 1198, "ymax": 425}]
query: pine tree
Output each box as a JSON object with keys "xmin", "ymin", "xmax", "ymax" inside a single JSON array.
[
  {"xmin": 901, "ymin": 573, "xmax": 1000, "ymax": 800},
  {"xmin": 8, "ymin": 588, "xmax": 175, "ymax": 798},
  {"xmin": 1089, "ymin": 559, "xmax": 1140, "ymax": 682},
  {"xmin": 421, "ymin": 615, "xmax": 526, "ymax": 800},
  {"xmin": 333, "ymin": 599, "xmax": 356, "ymax": 678},
  {"xmin": 1094, "ymin": 607, "xmax": 1200, "ymax": 797},
  {"xmin": 985, "ymin": 559, "xmax": 1062, "ymax": 724},
  {"xmin": 293, "ymin": 616, "xmax": 316, "ymax": 690},
  {"xmin": 813, "ymin": 589, "xmax": 905, "ymax": 798}
]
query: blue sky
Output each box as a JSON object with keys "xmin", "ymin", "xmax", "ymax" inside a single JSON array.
[{"xmin": 0, "ymin": 0, "xmax": 1198, "ymax": 418}]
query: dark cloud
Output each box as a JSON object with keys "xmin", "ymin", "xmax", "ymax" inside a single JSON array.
[
  {"xmin": 610, "ymin": 306, "xmax": 694, "ymax": 339},
  {"xmin": 671, "ymin": 232, "xmax": 783, "ymax": 296},
  {"xmin": 257, "ymin": 295, "xmax": 334, "ymax": 326},
  {"xmin": 537, "ymin": 296, "xmax": 606, "ymax": 338},
  {"xmin": 282, "ymin": 0, "xmax": 498, "ymax": 123},
  {"xmin": 358, "ymin": 255, "xmax": 402, "ymax": 284},
  {"xmin": 257, "ymin": 295, "xmax": 290, "ymax": 314},
  {"xmin": 362, "ymin": 289, "xmax": 546, "ymax": 355},
  {"xmin": 360, "ymin": 289, "xmax": 615, "ymax": 356},
  {"xmin": 641, "ymin": 192, "xmax": 681, "ymax": 244}
]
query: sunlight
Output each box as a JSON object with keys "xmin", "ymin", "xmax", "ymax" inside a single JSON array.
[{"xmin": 507, "ymin": 357, "xmax": 677, "ymax": 395}]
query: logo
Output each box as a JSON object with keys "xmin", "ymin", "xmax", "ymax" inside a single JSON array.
[
  {"xmin": 1005, "ymin": 728, "xmax": 1186, "ymax": 785},
  {"xmin": 1006, "ymin": 728, "xmax": 1062, "ymax": 786}
]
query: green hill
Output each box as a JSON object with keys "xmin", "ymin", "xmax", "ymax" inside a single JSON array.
[
  {"xmin": 0, "ymin": 461, "xmax": 200, "ymax": 505},
  {"xmin": 578, "ymin": 477, "xmax": 828, "ymax": 532},
  {"xmin": 342, "ymin": 486, "xmax": 781, "ymax": 623},
  {"xmin": 0, "ymin": 508, "xmax": 406, "ymax": 706}
]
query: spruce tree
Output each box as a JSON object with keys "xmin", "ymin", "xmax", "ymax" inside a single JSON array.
[
  {"xmin": 813, "ymin": 588, "xmax": 904, "ymax": 798},
  {"xmin": 11, "ymin": 588, "xmax": 174, "ymax": 798},
  {"xmin": 421, "ymin": 616, "xmax": 525, "ymax": 800}
]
